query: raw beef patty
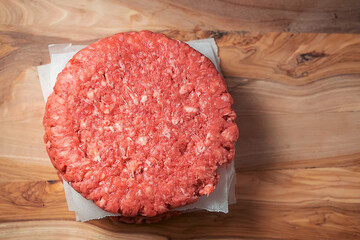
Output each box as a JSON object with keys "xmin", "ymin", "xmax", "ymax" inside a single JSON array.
[{"xmin": 43, "ymin": 31, "xmax": 238, "ymax": 217}]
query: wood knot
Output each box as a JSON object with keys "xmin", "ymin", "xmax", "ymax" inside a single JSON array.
[
  {"xmin": 296, "ymin": 51, "xmax": 327, "ymax": 64},
  {"xmin": 129, "ymin": 13, "xmax": 143, "ymax": 23},
  {"xmin": 209, "ymin": 31, "xmax": 228, "ymax": 39},
  {"xmin": 20, "ymin": 182, "xmax": 47, "ymax": 207},
  {"xmin": 47, "ymin": 180, "xmax": 59, "ymax": 185}
]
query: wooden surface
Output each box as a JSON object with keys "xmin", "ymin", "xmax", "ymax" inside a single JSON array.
[{"xmin": 1, "ymin": 0, "xmax": 360, "ymax": 239}]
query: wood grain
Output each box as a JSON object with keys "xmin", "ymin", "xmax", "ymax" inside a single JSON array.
[
  {"xmin": 1, "ymin": 0, "xmax": 360, "ymax": 239},
  {"xmin": 0, "ymin": 156, "xmax": 57, "ymax": 183},
  {"xmin": 1, "ymin": 0, "xmax": 360, "ymax": 42},
  {"xmin": 1, "ymin": 166, "xmax": 360, "ymax": 239},
  {"xmin": 0, "ymin": 220, "xmax": 167, "ymax": 240},
  {"xmin": 0, "ymin": 181, "xmax": 73, "ymax": 222}
]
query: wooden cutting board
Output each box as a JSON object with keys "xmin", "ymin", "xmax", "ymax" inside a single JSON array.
[{"xmin": 1, "ymin": 1, "xmax": 360, "ymax": 239}]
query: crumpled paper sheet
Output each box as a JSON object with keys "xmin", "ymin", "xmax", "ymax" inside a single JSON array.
[{"xmin": 38, "ymin": 38, "xmax": 236, "ymax": 222}]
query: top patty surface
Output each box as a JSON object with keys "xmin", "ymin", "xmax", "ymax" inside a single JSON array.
[{"xmin": 43, "ymin": 31, "xmax": 238, "ymax": 217}]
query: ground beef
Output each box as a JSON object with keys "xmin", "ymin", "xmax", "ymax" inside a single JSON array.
[{"xmin": 43, "ymin": 31, "xmax": 238, "ymax": 217}]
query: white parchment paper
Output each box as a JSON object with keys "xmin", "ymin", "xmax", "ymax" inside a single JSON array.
[{"xmin": 38, "ymin": 38, "xmax": 236, "ymax": 222}]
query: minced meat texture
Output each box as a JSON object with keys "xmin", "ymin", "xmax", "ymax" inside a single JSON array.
[{"xmin": 43, "ymin": 31, "xmax": 238, "ymax": 217}]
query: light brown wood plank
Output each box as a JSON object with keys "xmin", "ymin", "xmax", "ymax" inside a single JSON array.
[
  {"xmin": 2, "ymin": 200, "xmax": 358, "ymax": 239},
  {"xmin": 236, "ymin": 167, "xmax": 360, "ymax": 203},
  {"xmin": 228, "ymin": 75, "xmax": 360, "ymax": 114},
  {"xmin": 0, "ymin": 0, "xmax": 359, "ymax": 42},
  {"xmin": 217, "ymin": 32, "xmax": 360, "ymax": 85},
  {"xmin": 1, "ymin": 166, "xmax": 359, "ymax": 239},
  {"xmin": 1, "ymin": 202, "xmax": 359, "ymax": 239},
  {"xmin": 0, "ymin": 67, "xmax": 49, "ymax": 161},
  {"xmin": 235, "ymin": 112, "xmax": 360, "ymax": 170},
  {"xmin": 0, "ymin": 220, "xmax": 167, "ymax": 240},
  {"xmin": 0, "ymin": 181, "xmax": 74, "ymax": 222},
  {"xmin": 0, "ymin": 156, "xmax": 57, "ymax": 183}
]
